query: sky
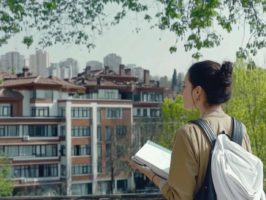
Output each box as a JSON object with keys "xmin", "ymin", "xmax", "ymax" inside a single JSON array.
[{"xmin": 0, "ymin": 4, "xmax": 266, "ymax": 78}]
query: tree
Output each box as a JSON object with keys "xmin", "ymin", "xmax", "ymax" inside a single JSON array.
[
  {"xmin": 176, "ymin": 72, "xmax": 185, "ymax": 94},
  {"xmin": 1, "ymin": 0, "xmax": 266, "ymax": 58},
  {"xmin": 0, "ymin": 156, "xmax": 13, "ymax": 196},
  {"xmin": 171, "ymin": 69, "xmax": 177, "ymax": 92}
]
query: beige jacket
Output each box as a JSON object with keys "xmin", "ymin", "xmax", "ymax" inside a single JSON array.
[{"xmin": 160, "ymin": 110, "xmax": 252, "ymax": 200}]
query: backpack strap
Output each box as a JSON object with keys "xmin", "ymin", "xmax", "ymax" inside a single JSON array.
[
  {"xmin": 190, "ymin": 119, "xmax": 216, "ymax": 147},
  {"xmin": 231, "ymin": 118, "xmax": 243, "ymax": 145},
  {"xmin": 191, "ymin": 119, "xmax": 217, "ymax": 200}
]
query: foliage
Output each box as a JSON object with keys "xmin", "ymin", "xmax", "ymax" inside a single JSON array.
[
  {"xmin": 224, "ymin": 60, "xmax": 266, "ymax": 185},
  {"xmin": 1, "ymin": 1, "xmax": 266, "ymax": 57},
  {"xmin": 161, "ymin": 96, "xmax": 198, "ymax": 149},
  {"xmin": 0, "ymin": 156, "xmax": 13, "ymax": 196},
  {"xmin": 161, "ymin": 60, "xmax": 266, "ymax": 188}
]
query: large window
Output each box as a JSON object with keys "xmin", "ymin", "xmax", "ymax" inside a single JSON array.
[
  {"xmin": 72, "ymin": 164, "xmax": 92, "ymax": 175},
  {"xmin": 142, "ymin": 92, "xmax": 163, "ymax": 102},
  {"xmin": 72, "ymin": 126, "xmax": 90, "ymax": 137},
  {"xmin": 0, "ymin": 125, "xmax": 19, "ymax": 137},
  {"xmin": 13, "ymin": 164, "xmax": 58, "ymax": 178},
  {"xmin": 0, "ymin": 104, "xmax": 11, "ymax": 117},
  {"xmin": 72, "ymin": 145, "xmax": 91, "ymax": 156},
  {"xmin": 31, "ymin": 107, "xmax": 49, "ymax": 117},
  {"xmin": 31, "ymin": 89, "xmax": 53, "ymax": 100},
  {"xmin": 116, "ymin": 125, "xmax": 127, "ymax": 139},
  {"xmin": 71, "ymin": 107, "xmax": 91, "ymax": 118},
  {"xmin": 0, "ymin": 145, "xmax": 58, "ymax": 157},
  {"xmin": 117, "ymin": 179, "xmax": 128, "ymax": 192},
  {"xmin": 98, "ymin": 89, "xmax": 119, "ymax": 99},
  {"xmin": 106, "ymin": 108, "xmax": 122, "ymax": 118},
  {"xmin": 72, "ymin": 183, "xmax": 92, "ymax": 195},
  {"xmin": 23, "ymin": 125, "xmax": 58, "ymax": 137},
  {"xmin": 150, "ymin": 109, "xmax": 161, "ymax": 117}
]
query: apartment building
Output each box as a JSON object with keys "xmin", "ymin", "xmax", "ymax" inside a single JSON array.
[
  {"xmin": 75, "ymin": 65, "xmax": 164, "ymax": 121},
  {"xmin": 0, "ymin": 68, "xmax": 133, "ymax": 196}
]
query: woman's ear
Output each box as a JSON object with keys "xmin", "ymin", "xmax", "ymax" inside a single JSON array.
[{"xmin": 192, "ymin": 86, "xmax": 203, "ymax": 102}]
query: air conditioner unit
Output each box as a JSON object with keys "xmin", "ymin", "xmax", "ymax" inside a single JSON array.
[{"xmin": 23, "ymin": 136, "xmax": 29, "ymax": 141}]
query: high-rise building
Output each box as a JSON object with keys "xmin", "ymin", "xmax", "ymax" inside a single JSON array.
[
  {"xmin": 103, "ymin": 53, "xmax": 122, "ymax": 74},
  {"xmin": 59, "ymin": 58, "xmax": 79, "ymax": 79},
  {"xmin": 86, "ymin": 60, "xmax": 103, "ymax": 70},
  {"xmin": 29, "ymin": 50, "xmax": 49, "ymax": 76},
  {"xmin": 131, "ymin": 67, "xmax": 144, "ymax": 82},
  {"xmin": 48, "ymin": 63, "xmax": 60, "ymax": 77},
  {"xmin": 0, "ymin": 51, "xmax": 25, "ymax": 74}
]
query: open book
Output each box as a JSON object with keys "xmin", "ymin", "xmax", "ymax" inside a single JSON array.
[{"xmin": 132, "ymin": 140, "xmax": 172, "ymax": 180}]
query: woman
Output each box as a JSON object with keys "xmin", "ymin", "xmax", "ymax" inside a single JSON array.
[{"xmin": 129, "ymin": 60, "xmax": 252, "ymax": 200}]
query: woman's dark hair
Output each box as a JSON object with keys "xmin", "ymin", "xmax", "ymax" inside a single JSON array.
[{"xmin": 188, "ymin": 60, "xmax": 233, "ymax": 105}]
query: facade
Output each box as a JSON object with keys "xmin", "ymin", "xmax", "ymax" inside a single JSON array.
[
  {"xmin": 29, "ymin": 50, "xmax": 49, "ymax": 76},
  {"xmin": 103, "ymin": 54, "xmax": 122, "ymax": 74},
  {"xmin": 48, "ymin": 58, "xmax": 79, "ymax": 79},
  {"xmin": 86, "ymin": 61, "xmax": 103, "ymax": 71},
  {"xmin": 59, "ymin": 58, "xmax": 79, "ymax": 79},
  {"xmin": 0, "ymin": 52, "xmax": 25, "ymax": 74},
  {"xmin": 0, "ymin": 69, "xmax": 133, "ymax": 196}
]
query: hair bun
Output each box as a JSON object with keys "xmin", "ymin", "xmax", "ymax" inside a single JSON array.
[{"xmin": 218, "ymin": 61, "xmax": 233, "ymax": 86}]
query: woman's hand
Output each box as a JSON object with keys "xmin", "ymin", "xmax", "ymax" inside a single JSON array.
[{"xmin": 128, "ymin": 160, "xmax": 155, "ymax": 181}]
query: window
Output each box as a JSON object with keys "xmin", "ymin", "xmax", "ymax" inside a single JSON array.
[
  {"xmin": 116, "ymin": 144, "xmax": 126, "ymax": 158},
  {"xmin": 105, "ymin": 126, "xmax": 111, "ymax": 141},
  {"xmin": 31, "ymin": 89, "xmax": 53, "ymax": 100},
  {"xmin": 97, "ymin": 161, "xmax": 102, "ymax": 173},
  {"xmin": 117, "ymin": 179, "xmax": 128, "ymax": 192},
  {"xmin": 106, "ymin": 143, "xmax": 111, "ymax": 158},
  {"xmin": 98, "ymin": 89, "xmax": 119, "ymax": 99},
  {"xmin": 71, "ymin": 107, "xmax": 91, "ymax": 118},
  {"xmin": 61, "ymin": 165, "xmax": 66, "ymax": 176},
  {"xmin": 106, "ymin": 108, "xmax": 122, "ymax": 118},
  {"xmin": 72, "ymin": 126, "xmax": 90, "ymax": 137},
  {"xmin": 116, "ymin": 125, "xmax": 127, "ymax": 139},
  {"xmin": 97, "ymin": 181, "xmax": 112, "ymax": 194},
  {"xmin": 25, "ymin": 125, "xmax": 58, "ymax": 137},
  {"xmin": 150, "ymin": 109, "xmax": 161, "ymax": 117},
  {"xmin": 97, "ymin": 126, "xmax": 101, "ymax": 142},
  {"xmin": 72, "ymin": 145, "xmax": 91, "ymax": 156},
  {"xmin": 72, "ymin": 183, "xmax": 92, "ymax": 195},
  {"xmin": 143, "ymin": 109, "xmax": 147, "ymax": 117},
  {"xmin": 60, "ymin": 126, "xmax": 65, "ymax": 136},
  {"xmin": 0, "ymin": 104, "xmax": 11, "ymax": 116},
  {"xmin": 58, "ymin": 107, "xmax": 65, "ymax": 117},
  {"xmin": 13, "ymin": 164, "xmax": 58, "ymax": 178},
  {"xmin": 97, "ymin": 108, "xmax": 101, "ymax": 123},
  {"xmin": 97, "ymin": 144, "xmax": 102, "ymax": 159},
  {"xmin": 31, "ymin": 107, "xmax": 49, "ymax": 117},
  {"xmin": 0, "ymin": 125, "xmax": 19, "ymax": 137},
  {"xmin": 72, "ymin": 164, "xmax": 92, "ymax": 175}
]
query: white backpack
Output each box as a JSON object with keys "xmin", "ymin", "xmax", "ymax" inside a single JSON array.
[{"xmin": 192, "ymin": 118, "xmax": 265, "ymax": 200}]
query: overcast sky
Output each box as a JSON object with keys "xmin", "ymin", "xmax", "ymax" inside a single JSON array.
[{"xmin": 0, "ymin": 4, "xmax": 265, "ymax": 78}]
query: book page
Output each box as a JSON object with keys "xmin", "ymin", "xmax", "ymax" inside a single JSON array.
[{"xmin": 132, "ymin": 140, "xmax": 171, "ymax": 179}]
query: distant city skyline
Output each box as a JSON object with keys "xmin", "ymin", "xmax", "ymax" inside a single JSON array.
[{"xmin": 0, "ymin": 5, "xmax": 266, "ymax": 78}]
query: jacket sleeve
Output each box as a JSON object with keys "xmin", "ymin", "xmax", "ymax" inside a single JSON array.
[{"xmin": 161, "ymin": 126, "xmax": 198, "ymax": 200}]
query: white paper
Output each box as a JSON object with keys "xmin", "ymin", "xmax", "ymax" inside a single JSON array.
[{"xmin": 132, "ymin": 140, "xmax": 171, "ymax": 179}]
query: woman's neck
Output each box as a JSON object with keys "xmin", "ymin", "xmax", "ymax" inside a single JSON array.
[{"xmin": 199, "ymin": 105, "xmax": 223, "ymax": 118}]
